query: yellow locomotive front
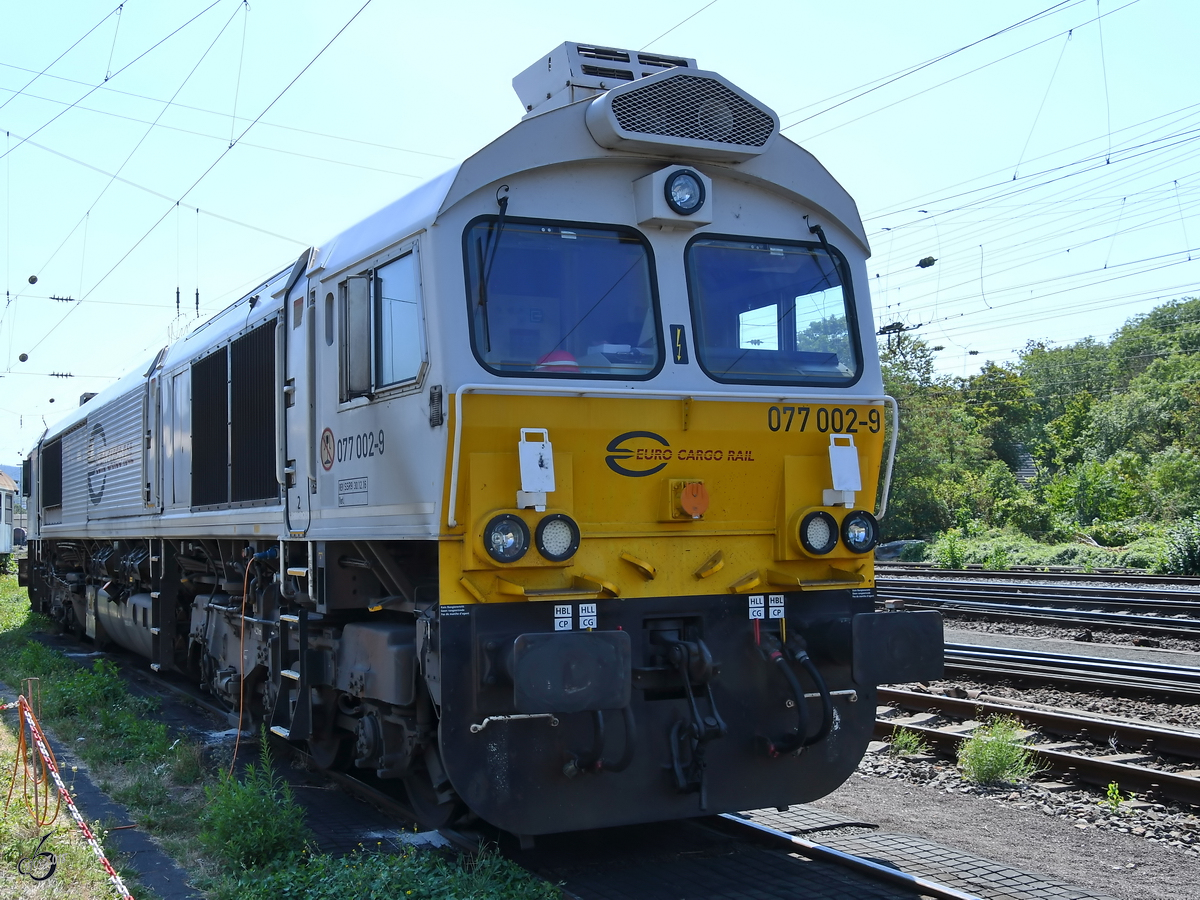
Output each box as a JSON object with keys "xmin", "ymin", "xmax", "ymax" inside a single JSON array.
[{"xmin": 426, "ymin": 52, "xmax": 944, "ymax": 834}]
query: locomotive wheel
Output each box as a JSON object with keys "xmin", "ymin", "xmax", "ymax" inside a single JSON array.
[
  {"xmin": 63, "ymin": 601, "xmax": 85, "ymax": 639},
  {"xmin": 402, "ymin": 758, "xmax": 463, "ymax": 830},
  {"xmin": 307, "ymin": 732, "xmax": 352, "ymax": 770}
]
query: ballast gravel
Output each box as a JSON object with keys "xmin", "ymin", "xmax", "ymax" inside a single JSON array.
[{"xmin": 816, "ymin": 740, "xmax": 1200, "ymax": 900}]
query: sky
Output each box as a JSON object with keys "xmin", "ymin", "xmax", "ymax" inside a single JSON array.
[{"xmin": 1, "ymin": 0, "xmax": 1197, "ymax": 463}]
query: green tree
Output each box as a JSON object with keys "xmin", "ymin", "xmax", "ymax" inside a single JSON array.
[
  {"xmin": 880, "ymin": 334, "xmax": 989, "ymax": 539},
  {"xmin": 1108, "ymin": 296, "xmax": 1200, "ymax": 385},
  {"xmin": 963, "ymin": 362, "xmax": 1037, "ymax": 470}
]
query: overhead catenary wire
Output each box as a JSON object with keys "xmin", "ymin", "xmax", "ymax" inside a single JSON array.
[
  {"xmin": 0, "ymin": 0, "xmax": 226, "ymax": 164},
  {"xmin": 1012, "ymin": 29, "xmax": 1073, "ymax": 181},
  {"xmin": 0, "ymin": 0, "xmax": 259, "ymax": 331},
  {"xmin": 0, "ymin": 59, "xmax": 457, "ymax": 160},
  {"xmin": 22, "ymin": 0, "xmax": 376, "ymax": 357},
  {"xmin": 0, "ymin": 89, "xmax": 433, "ymax": 179},
  {"xmin": 781, "ymin": 0, "xmax": 1081, "ymax": 128},
  {"xmin": 639, "ymin": 0, "xmax": 719, "ymax": 51},
  {"xmin": 0, "ymin": 3, "xmax": 124, "ymax": 114}
]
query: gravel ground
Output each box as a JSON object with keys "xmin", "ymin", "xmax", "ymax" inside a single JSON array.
[
  {"xmin": 815, "ymin": 755, "xmax": 1200, "ymax": 900},
  {"xmin": 945, "ymin": 615, "xmax": 1200, "ymax": 653}
]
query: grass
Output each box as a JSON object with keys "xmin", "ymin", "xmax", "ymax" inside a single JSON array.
[
  {"xmin": 921, "ymin": 525, "xmax": 1167, "ymax": 572},
  {"xmin": 888, "ymin": 727, "xmax": 930, "ymax": 757},
  {"xmin": 213, "ymin": 845, "xmax": 561, "ymax": 900},
  {"xmin": 0, "ymin": 574, "xmax": 558, "ymax": 898},
  {"xmin": 0, "ymin": 708, "xmax": 135, "ymax": 898},
  {"xmin": 957, "ymin": 717, "xmax": 1039, "ymax": 785}
]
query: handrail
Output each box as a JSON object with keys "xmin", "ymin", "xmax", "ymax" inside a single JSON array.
[
  {"xmin": 877, "ymin": 395, "xmax": 898, "ymax": 521},
  {"xmin": 446, "ymin": 383, "xmax": 900, "ymax": 527}
]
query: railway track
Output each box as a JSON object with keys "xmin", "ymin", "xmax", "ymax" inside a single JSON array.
[
  {"xmin": 877, "ymin": 579, "xmax": 1200, "ymax": 636},
  {"xmin": 876, "ymin": 687, "xmax": 1200, "ymax": 807},
  {"xmin": 876, "ymin": 563, "xmax": 1200, "ymax": 587},
  {"xmin": 711, "ymin": 814, "xmax": 984, "ymax": 900},
  {"xmin": 942, "ymin": 642, "xmax": 1200, "ymax": 699}
]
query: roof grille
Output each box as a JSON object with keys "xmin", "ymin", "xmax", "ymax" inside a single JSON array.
[
  {"xmin": 636, "ymin": 52, "xmax": 689, "ymax": 69},
  {"xmin": 580, "ymin": 64, "xmax": 635, "ymax": 81},
  {"xmin": 609, "ymin": 74, "xmax": 775, "ymax": 147},
  {"xmin": 577, "ymin": 45, "xmax": 630, "ymax": 63}
]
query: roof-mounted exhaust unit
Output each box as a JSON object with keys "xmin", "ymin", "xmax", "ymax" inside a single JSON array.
[{"xmin": 514, "ymin": 42, "xmax": 697, "ymax": 117}]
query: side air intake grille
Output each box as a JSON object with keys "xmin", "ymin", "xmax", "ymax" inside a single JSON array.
[
  {"xmin": 580, "ymin": 64, "xmax": 635, "ymax": 81},
  {"xmin": 609, "ymin": 74, "xmax": 775, "ymax": 147},
  {"xmin": 577, "ymin": 45, "xmax": 630, "ymax": 63}
]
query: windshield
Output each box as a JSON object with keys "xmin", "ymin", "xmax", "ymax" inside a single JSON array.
[
  {"xmin": 465, "ymin": 218, "xmax": 661, "ymax": 378},
  {"xmin": 685, "ymin": 236, "xmax": 860, "ymax": 386}
]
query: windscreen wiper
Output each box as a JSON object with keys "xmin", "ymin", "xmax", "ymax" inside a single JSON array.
[{"xmin": 477, "ymin": 187, "xmax": 510, "ymax": 352}]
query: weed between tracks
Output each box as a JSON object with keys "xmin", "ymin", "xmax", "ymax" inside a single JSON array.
[
  {"xmin": 0, "ymin": 575, "xmax": 557, "ymax": 898},
  {"xmin": 888, "ymin": 727, "xmax": 930, "ymax": 757},
  {"xmin": 956, "ymin": 717, "xmax": 1040, "ymax": 785}
]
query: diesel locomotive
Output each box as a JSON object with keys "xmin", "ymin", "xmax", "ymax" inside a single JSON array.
[{"xmin": 20, "ymin": 42, "xmax": 943, "ymax": 836}]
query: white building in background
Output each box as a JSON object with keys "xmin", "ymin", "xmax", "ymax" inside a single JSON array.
[{"xmin": 0, "ymin": 470, "xmax": 16, "ymax": 555}]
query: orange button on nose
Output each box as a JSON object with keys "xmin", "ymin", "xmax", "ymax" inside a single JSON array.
[{"xmin": 680, "ymin": 482, "xmax": 709, "ymax": 518}]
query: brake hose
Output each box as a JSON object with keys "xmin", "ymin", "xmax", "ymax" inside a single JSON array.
[
  {"xmin": 765, "ymin": 644, "xmax": 809, "ymax": 755},
  {"xmin": 791, "ymin": 645, "xmax": 834, "ymax": 747},
  {"xmin": 602, "ymin": 705, "xmax": 637, "ymax": 773}
]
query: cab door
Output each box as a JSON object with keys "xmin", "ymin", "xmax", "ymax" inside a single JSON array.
[{"xmin": 282, "ymin": 256, "xmax": 317, "ymax": 535}]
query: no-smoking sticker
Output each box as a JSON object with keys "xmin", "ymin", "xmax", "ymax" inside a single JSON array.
[{"xmin": 320, "ymin": 428, "xmax": 335, "ymax": 471}]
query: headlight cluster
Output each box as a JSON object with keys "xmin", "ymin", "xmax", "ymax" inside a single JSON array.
[
  {"xmin": 797, "ymin": 509, "xmax": 879, "ymax": 556},
  {"xmin": 484, "ymin": 513, "xmax": 580, "ymax": 564}
]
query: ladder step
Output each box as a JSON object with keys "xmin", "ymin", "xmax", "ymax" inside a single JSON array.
[
  {"xmin": 286, "ymin": 568, "xmax": 308, "ymax": 578},
  {"xmin": 269, "ymin": 726, "xmax": 290, "ymax": 739},
  {"xmin": 281, "ymin": 668, "xmax": 301, "ymax": 681},
  {"xmin": 279, "ymin": 614, "xmax": 300, "ymax": 624},
  {"xmin": 150, "ymin": 627, "xmax": 160, "ymax": 635}
]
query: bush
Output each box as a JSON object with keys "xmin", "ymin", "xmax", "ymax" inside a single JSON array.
[
  {"xmin": 898, "ymin": 540, "xmax": 927, "ymax": 562},
  {"xmin": 1157, "ymin": 516, "xmax": 1200, "ymax": 575},
  {"xmin": 957, "ymin": 717, "xmax": 1038, "ymax": 785},
  {"xmin": 198, "ymin": 732, "xmax": 312, "ymax": 871},
  {"xmin": 982, "ymin": 545, "xmax": 1010, "ymax": 570},
  {"xmin": 931, "ymin": 529, "xmax": 966, "ymax": 569}
]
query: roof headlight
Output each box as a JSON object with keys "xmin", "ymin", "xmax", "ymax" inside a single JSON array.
[
  {"xmin": 484, "ymin": 514, "xmax": 530, "ymax": 563},
  {"xmin": 664, "ymin": 169, "xmax": 706, "ymax": 216},
  {"xmin": 841, "ymin": 510, "xmax": 879, "ymax": 555},
  {"xmin": 535, "ymin": 514, "xmax": 580, "ymax": 562},
  {"xmin": 798, "ymin": 510, "xmax": 838, "ymax": 555}
]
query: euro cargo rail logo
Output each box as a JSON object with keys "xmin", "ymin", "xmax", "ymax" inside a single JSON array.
[
  {"xmin": 606, "ymin": 431, "xmax": 757, "ymax": 476},
  {"xmin": 606, "ymin": 431, "xmax": 672, "ymax": 477},
  {"xmin": 86, "ymin": 423, "xmax": 135, "ymax": 504}
]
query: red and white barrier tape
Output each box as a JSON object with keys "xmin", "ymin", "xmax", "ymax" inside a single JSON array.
[{"xmin": 10, "ymin": 697, "xmax": 134, "ymax": 899}]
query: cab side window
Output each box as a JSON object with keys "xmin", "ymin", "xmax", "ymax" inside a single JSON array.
[
  {"xmin": 341, "ymin": 244, "xmax": 426, "ymax": 400},
  {"xmin": 375, "ymin": 253, "xmax": 422, "ymax": 387}
]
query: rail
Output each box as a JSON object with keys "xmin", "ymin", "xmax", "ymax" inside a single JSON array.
[
  {"xmin": 716, "ymin": 814, "xmax": 984, "ymax": 900},
  {"xmin": 877, "ymin": 687, "xmax": 1200, "ymax": 806},
  {"xmin": 942, "ymin": 642, "xmax": 1200, "ymax": 699},
  {"xmin": 877, "ymin": 563, "xmax": 1200, "ymax": 587},
  {"xmin": 878, "ymin": 580, "xmax": 1200, "ymax": 635}
]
